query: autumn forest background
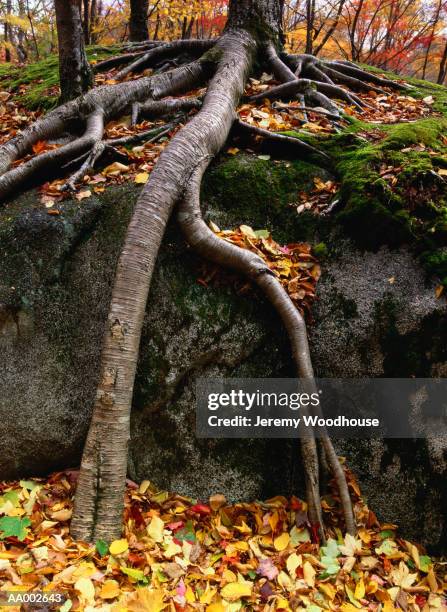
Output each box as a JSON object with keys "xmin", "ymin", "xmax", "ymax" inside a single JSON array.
[{"xmin": 2, "ymin": 0, "xmax": 447, "ymax": 85}]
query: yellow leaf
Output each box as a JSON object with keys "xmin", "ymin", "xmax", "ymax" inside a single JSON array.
[
  {"xmin": 139, "ymin": 480, "xmax": 151, "ymax": 493},
  {"xmin": 437, "ymin": 168, "xmax": 447, "ymax": 176},
  {"xmin": 207, "ymin": 604, "xmax": 225, "ymax": 612},
  {"xmin": 319, "ymin": 582, "xmax": 336, "ymax": 600},
  {"xmin": 427, "ymin": 568, "xmax": 438, "ymax": 592},
  {"xmin": 221, "ymin": 581, "xmax": 253, "ymax": 601},
  {"xmin": 278, "ymin": 570, "xmax": 293, "ymax": 591},
  {"xmin": 109, "ymin": 538, "xmax": 129, "ymax": 556},
  {"xmin": 435, "ymin": 285, "xmax": 444, "ymax": 298},
  {"xmin": 239, "ymin": 224, "xmax": 257, "ymax": 239},
  {"xmin": 147, "ymin": 515, "xmax": 164, "ymax": 542},
  {"xmin": 127, "ymin": 587, "xmax": 166, "ymax": 612},
  {"xmin": 354, "ymin": 578, "xmax": 365, "ymax": 600},
  {"xmin": 273, "ymin": 532, "xmax": 290, "ymax": 551},
  {"xmin": 340, "ymin": 605, "xmax": 362, "ymax": 612},
  {"xmin": 74, "ymin": 577, "xmax": 95, "ymax": 603},
  {"xmin": 275, "ymin": 596, "xmax": 291, "ymax": 609},
  {"xmin": 286, "ymin": 552, "xmax": 301, "ymax": 576},
  {"xmin": 100, "ymin": 579, "xmax": 120, "ymax": 599},
  {"xmin": 222, "ymin": 569, "xmax": 237, "ymax": 582},
  {"xmin": 102, "ymin": 161, "xmax": 129, "ymax": 176},
  {"xmin": 199, "ymin": 585, "xmax": 217, "ymax": 604},
  {"xmin": 50, "ymin": 508, "xmax": 72, "ymax": 521},
  {"xmin": 164, "ymin": 539, "xmax": 182, "ymax": 558},
  {"xmin": 303, "ymin": 561, "xmax": 315, "ymax": 587},
  {"xmin": 227, "ymin": 147, "xmax": 239, "ymax": 155},
  {"xmin": 185, "ymin": 585, "xmax": 195, "ymax": 603},
  {"xmin": 134, "ymin": 172, "xmax": 149, "ymax": 184}
]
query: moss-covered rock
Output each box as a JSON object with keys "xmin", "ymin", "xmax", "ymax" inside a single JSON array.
[{"xmin": 0, "ymin": 154, "xmax": 446, "ymax": 551}]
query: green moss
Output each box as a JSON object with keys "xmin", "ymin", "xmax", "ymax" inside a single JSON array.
[
  {"xmin": 303, "ymin": 108, "xmax": 447, "ymax": 283},
  {"xmin": 202, "ymin": 153, "xmax": 332, "ymax": 243},
  {"xmin": 381, "ymin": 119, "xmax": 447, "ymax": 150},
  {"xmin": 0, "ymin": 45, "xmax": 122, "ymax": 110},
  {"xmin": 313, "ymin": 242, "xmax": 328, "ymax": 258}
]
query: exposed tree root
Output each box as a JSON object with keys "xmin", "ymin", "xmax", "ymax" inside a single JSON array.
[
  {"xmin": 236, "ymin": 120, "xmax": 331, "ymax": 163},
  {"xmin": 131, "ymin": 96, "xmax": 202, "ymax": 124},
  {"xmin": 70, "ymin": 30, "xmax": 258, "ymax": 542},
  {"xmin": 272, "ymin": 102, "xmax": 342, "ymax": 122},
  {"xmin": 0, "ymin": 25, "xmax": 373, "ymax": 541},
  {"xmin": 0, "ymin": 60, "xmax": 212, "ymax": 201},
  {"xmin": 178, "ymin": 162, "xmax": 355, "ymax": 536},
  {"xmin": 250, "ymin": 78, "xmax": 364, "ymax": 110},
  {"xmin": 62, "ymin": 140, "xmax": 106, "ymax": 191},
  {"xmin": 115, "ymin": 39, "xmax": 216, "ymax": 81}
]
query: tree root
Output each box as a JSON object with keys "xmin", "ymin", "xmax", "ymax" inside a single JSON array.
[
  {"xmin": 0, "ymin": 60, "xmax": 213, "ymax": 202},
  {"xmin": 0, "ymin": 31, "xmax": 362, "ymax": 541},
  {"xmin": 131, "ymin": 96, "xmax": 202, "ymax": 125},
  {"xmin": 115, "ymin": 39, "xmax": 216, "ymax": 81},
  {"xmin": 262, "ymin": 46, "xmax": 364, "ymax": 113},
  {"xmin": 178, "ymin": 161, "xmax": 355, "ymax": 537},
  {"xmin": 250, "ymin": 78, "xmax": 364, "ymax": 110},
  {"xmin": 236, "ymin": 120, "xmax": 331, "ymax": 163},
  {"xmin": 0, "ymin": 109, "xmax": 104, "ymax": 200},
  {"xmin": 62, "ymin": 140, "xmax": 106, "ymax": 191},
  {"xmin": 70, "ymin": 30, "xmax": 258, "ymax": 542},
  {"xmin": 272, "ymin": 102, "xmax": 342, "ymax": 122}
]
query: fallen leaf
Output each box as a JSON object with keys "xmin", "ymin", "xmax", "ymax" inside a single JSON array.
[
  {"xmin": 221, "ymin": 581, "xmax": 253, "ymax": 601},
  {"xmin": 109, "ymin": 538, "xmax": 129, "ymax": 556},
  {"xmin": 134, "ymin": 172, "xmax": 149, "ymax": 184}
]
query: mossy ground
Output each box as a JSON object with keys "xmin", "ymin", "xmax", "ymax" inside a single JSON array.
[
  {"xmin": 2, "ymin": 51, "xmax": 447, "ymax": 286},
  {"xmin": 0, "ymin": 46, "xmax": 120, "ymax": 110}
]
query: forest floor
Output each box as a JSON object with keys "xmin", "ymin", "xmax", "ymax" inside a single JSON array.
[{"xmin": 0, "ymin": 471, "xmax": 446, "ymax": 611}]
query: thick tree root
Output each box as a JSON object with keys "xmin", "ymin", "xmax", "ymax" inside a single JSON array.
[
  {"xmin": 0, "ymin": 109, "xmax": 104, "ymax": 199},
  {"xmin": 250, "ymin": 78, "xmax": 364, "ymax": 110},
  {"xmin": 115, "ymin": 39, "xmax": 216, "ymax": 81},
  {"xmin": 131, "ymin": 96, "xmax": 202, "ymax": 124},
  {"xmin": 236, "ymin": 120, "xmax": 331, "ymax": 163},
  {"xmin": 70, "ymin": 30, "xmax": 258, "ymax": 542},
  {"xmin": 262, "ymin": 46, "xmax": 364, "ymax": 112},
  {"xmin": 178, "ymin": 162, "xmax": 356, "ymax": 536}
]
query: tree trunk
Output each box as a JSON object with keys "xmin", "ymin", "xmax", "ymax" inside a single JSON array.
[
  {"xmin": 129, "ymin": 0, "xmax": 149, "ymax": 42},
  {"xmin": 90, "ymin": 0, "xmax": 98, "ymax": 44},
  {"xmin": 70, "ymin": 0, "xmax": 284, "ymax": 543},
  {"xmin": 437, "ymin": 38, "xmax": 447, "ymax": 84},
  {"xmin": 83, "ymin": 0, "xmax": 90, "ymax": 45},
  {"xmin": 16, "ymin": 0, "xmax": 28, "ymax": 62},
  {"xmin": 55, "ymin": 0, "xmax": 93, "ymax": 103},
  {"xmin": 305, "ymin": 0, "xmax": 314, "ymax": 54},
  {"xmin": 4, "ymin": 0, "xmax": 12, "ymax": 62}
]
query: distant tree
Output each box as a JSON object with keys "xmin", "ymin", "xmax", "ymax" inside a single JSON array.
[
  {"xmin": 438, "ymin": 37, "xmax": 447, "ymax": 83},
  {"xmin": 4, "ymin": 0, "xmax": 12, "ymax": 61},
  {"xmin": 55, "ymin": 0, "xmax": 93, "ymax": 102},
  {"xmin": 83, "ymin": 0, "xmax": 91, "ymax": 44},
  {"xmin": 129, "ymin": 0, "xmax": 149, "ymax": 41}
]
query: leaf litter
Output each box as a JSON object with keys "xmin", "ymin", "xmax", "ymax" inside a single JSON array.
[
  {"xmin": 197, "ymin": 224, "xmax": 321, "ymax": 319},
  {"xmin": 0, "ymin": 471, "xmax": 445, "ymax": 611}
]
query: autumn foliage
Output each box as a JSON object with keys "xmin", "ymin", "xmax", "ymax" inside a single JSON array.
[{"xmin": 1, "ymin": 0, "xmax": 447, "ymax": 84}]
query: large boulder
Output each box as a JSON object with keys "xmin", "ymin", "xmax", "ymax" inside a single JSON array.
[{"xmin": 0, "ymin": 154, "xmax": 446, "ymax": 551}]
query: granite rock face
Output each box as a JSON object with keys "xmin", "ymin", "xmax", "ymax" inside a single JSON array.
[{"xmin": 0, "ymin": 156, "xmax": 445, "ymax": 550}]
